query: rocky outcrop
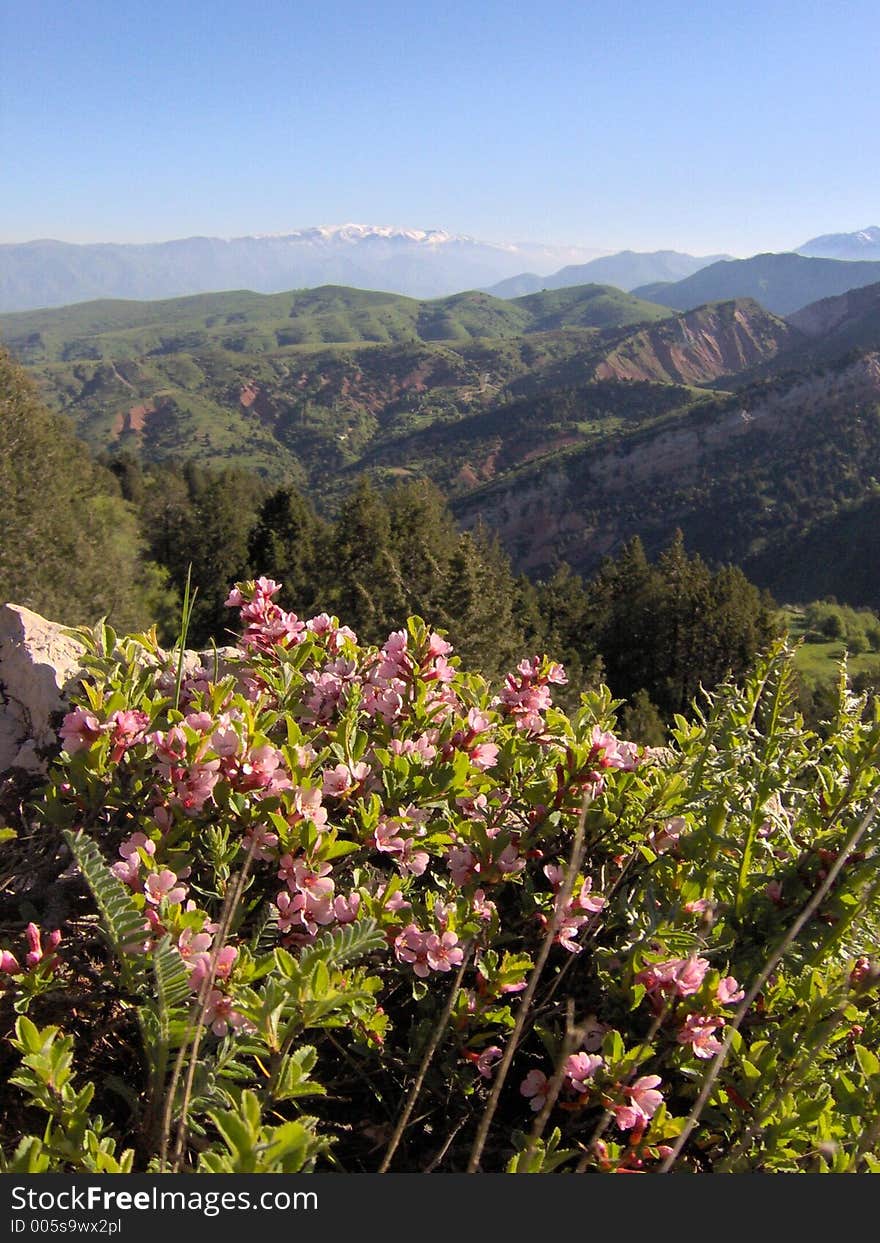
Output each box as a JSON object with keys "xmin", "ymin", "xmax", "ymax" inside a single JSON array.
[
  {"xmin": 0, "ymin": 605, "xmax": 86, "ymax": 773},
  {"xmin": 593, "ymin": 299, "xmax": 801, "ymax": 386},
  {"xmin": 0, "ymin": 604, "xmax": 238, "ymax": 776}
]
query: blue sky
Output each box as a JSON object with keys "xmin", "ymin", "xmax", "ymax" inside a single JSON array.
[{"xmin": 2, "ymin": 0, "xmax": 879, "ymax": 255}]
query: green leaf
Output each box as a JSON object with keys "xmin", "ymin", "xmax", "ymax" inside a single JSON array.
[
  {"xmin": 855, "ymin": 1044, "xmax": 880, "ymax": 1077},
  {"xmin": 63, "ymin": 830, "xmax": 149, "ymax": 987}
]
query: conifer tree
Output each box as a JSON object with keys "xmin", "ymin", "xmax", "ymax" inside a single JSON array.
[
  {"xmin": 248, "ymin": 485, "xmax": 327, "ymax": 618},
  {"xmin": 0, "ymin": 349, "xmax": 167, "ymax": 630},
  {"xmin": 329, "ymin": 478, "xmax": 408, "ymax": 642}
]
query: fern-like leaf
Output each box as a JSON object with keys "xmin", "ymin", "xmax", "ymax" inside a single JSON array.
[
  {"xmin": 151, "ymin": 935, "xmax": 193, "ymax": 1047},
  {"xmin": 297, "ymin": 918, "xmax": 384, "ymax": 976},
  {"xmin": 63, "ymin": 830, "xmax": 149, "ymax": 989}
]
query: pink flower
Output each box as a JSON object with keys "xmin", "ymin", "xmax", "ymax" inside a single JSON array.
[
  {"xmin": 649, "ymin": 817, "xmax": 686, "ymax": 853},
  {"xmin": 716, "ymin": 976, "xmax": 745, "ymax": 1006},
  {"xmin": 469, "ymin": 742, "xmax": 499, "ymax": 770},
  {"xmin": 637, "ymin": 956, "xmax": 710, "ymax": 999},
  {"xmin": 25, "ymin": 923, "xmax": 43, "ymax": 967},
  {"xmin": 471, "ymin": 888, "xmax": 497, "ymax": 922},
  {"xmin": 322, "ymin": 762, "xmax": 369, "ymax": 799},
  {"xmin": 447, "ymin": 845, "xmax": 478, "ymax": 887},
  {"xmin": 177, "ymin": 927, "xmax": 213, "ymax": 960},
  {"xmin": 590, "ymin": 725, "xmax": 640, "ymax": 771},
  {"xmin": 24, "ymin": 924, "xmax": 60, "ymax": 969},
  {"xmin": 172, "ymin": 760, "xmax": 221, "ymax": 813},
  {"xmin": 211, "ymin": 724, "xmax": 241, "ymax": 758},
  {"xmin": 152, "ymin": 725, "xmax": 189, "ymax": 764},
  {"xmin": 242, "ymin": 821, "xmax": 279, "ymax": 861},
  {"xmin": 574, "ymin": 878, "xmax": 605, "ymax": 914},
  {"xmin": 427, "ymin": 632, "xmax": 453, "ymax": 659},
  {"xmin": 394, "ymin": 924, "xmax": 431, "ymax": 977},
  {"xmin": 495, "ymin": 842, "xmax": 524, "ymax": 878},
  {"xmin": 294, "ymin": 860, "xmax": 334, "ymax": 899},
  {"xmin": 543, "ymin": 862, "xmax": 565, "ymax": 891},
  {"xmin": 475, "ymin": 1045, "xmax": 503, "ymax": 1079},
  {"xmin": 203, "ymin": 990, "xmax": 250, "ymax": 1037},
  {"xmin": 0, "ymin": 949, "xmax": 20, "ymax": 974},
  {"xmin": 396, "ymin": 838, "xmax": 429, "ymax": 876},
  {"xmin": 333, "ymin": 892, "xmax": 361, "ymax": 923},
  {"xmin": 382, "ymin": 889, "xmax": 411, "ymax": 914},
  {"xmin": 119, "ymin": 832, "xmax": 156, "ymax": 860},
  {"xmin": 613, "ymin": 1075, "xmax": 664, "ymax": 1131},
  {"xmin": 189, "ymin": 945, "xmax": 238, "ymax": 992},
  {"xmin": 59, "ymin": 707, "xmax": 105, "ymax": 753},
  {"xmin": 276, "ymin": 889, "xmax": 335, "ymax": 937},
  {"xmin": 291, "ymin": 785, "xmax": 328, "ymax": 832},
  {"xmin": 108, "ymin": 709, "xmax": 150, "ymax": 760},
  {"xmin": 144, "ymin": 870, "xmax": 187, "ymax": 906},
  {"xmin": 237, "ymin": 744, "xmax": 289, "ymax": 792},
  {"xmin": 111, "ymin": 833, "xmax": 155, "ymax": 888},
  {"xmin": 520, "ymin": 1069, "xmax": 549, "ymax": 1112},
  {"xmin": 425, "ymin": 930, "xmax": 464, "ymax": 972},
  {"xmin": 677, "ymin": 1013, "xmax": 725, "ymax": 1059},
  {"xmin": 564, "ymin": 1052, "xmax": 603, "ymax": 1093}
]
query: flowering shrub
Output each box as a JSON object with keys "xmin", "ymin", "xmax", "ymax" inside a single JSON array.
[{"xmin": 2, "ymin": 576, "xmax": 880, "ymax": 1173}]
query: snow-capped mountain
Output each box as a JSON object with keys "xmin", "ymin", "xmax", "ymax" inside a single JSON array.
[
  {"xmin": 796, "ymin": 226, "xmax": 880, "ymax": 261},
  {"xmin": 0, "ymin": 225, "xmax": 607, "ymax": 312}
]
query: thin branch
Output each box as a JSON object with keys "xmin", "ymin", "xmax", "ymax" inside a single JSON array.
[
  {"xmin": 466, "ymin": 796, "xmax": 589, "ymax": 1173},
  {"xmin": 159, "ymin": 839, "xmax": 257, "ymax": 1172},
  {"xmin": 379, "ymin": 946, "xmax": 471, "ymax": 1173}
]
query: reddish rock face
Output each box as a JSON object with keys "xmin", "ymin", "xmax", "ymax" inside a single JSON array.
[
  {"xmin": 112, "ymin": 402, "xmax": 155, "ymax": 438},
  {"xmin": 239, "ymin": 383, "xmax": 260, "ymax": 409},
  {"xmin": 594, "ymin": 300, "xmax": 799, "ymax": 386}
]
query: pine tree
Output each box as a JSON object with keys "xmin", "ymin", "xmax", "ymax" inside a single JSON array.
[
  {"xmin": 329, "ymin": 478, "xmax": 408, "ymax": 643},
  {"xmin": 248, "ymin": 485, "xmax": 327, "ymax": 618},
  {"xmin": 0, "ymin": 349, "xmax": 168, "ymax": 630}
]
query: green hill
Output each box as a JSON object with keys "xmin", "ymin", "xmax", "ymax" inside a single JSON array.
[{"xmin": 0, "ymin": 281, "xmax": 670, "ymax": 365}]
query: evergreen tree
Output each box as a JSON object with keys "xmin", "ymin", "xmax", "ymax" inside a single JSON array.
[
  {"xmin": 385, "ymin": 480, "xmax": 460, "ymax": 620},
  {"xmin": 248, "ymin": 485, "xmax": 327, "ymax": 618},
  {"xmin": 442, "ymin": 529, "xmax": 525, "ymax": 678},
  {"xmin": 0, "ymin": 349, "xmax": 167, "ymax": 630},
  {"xmin": 182, "ymin": 468, "xmax": 267, "ymax": 644},
  {"xmin": 328, "ymin": 478, "xmax": 408, "ymax": 642}
]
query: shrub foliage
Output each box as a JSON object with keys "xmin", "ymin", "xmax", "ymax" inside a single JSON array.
[{"xmin": 2, "ymin": 579, "xmax": 880, "ymax": 1173}]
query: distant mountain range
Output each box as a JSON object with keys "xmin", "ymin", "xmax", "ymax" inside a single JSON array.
[
  {"xmin": 7, "ymin": 221, "xmax": 880, "ymax": 317},
  {"xmin": 486, "ymin": 250, "xmax": 730, "ymax": 297},
  {"xmin": 632, "ymin": 253, "xmax": 880, "ymax": 316},
  {"xmin": 796, "ymin": 226, "xmax": 880, "ymax": 261},
  {"xmin": 0, "ymin": 225, "xmax": 607, "ymax": 312}
]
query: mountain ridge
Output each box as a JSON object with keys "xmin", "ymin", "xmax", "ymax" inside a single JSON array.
[
  {"xmin": 0, "ymin": 227, "xmax": 607, "ymax": 312},
  {"xmin": 633, "ymin": 252, "xmax": 880, "ymax": 315},
  {"xmin": 486, "ymin": 249, "xmax": 729, "ymax": 298}
]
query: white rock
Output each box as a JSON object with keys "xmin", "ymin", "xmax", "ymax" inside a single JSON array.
[
  {"xmin": 0, "ymin": 604, "xmax": 85, "ymax": 773},
  {"xmin": 0, "ymin": 603, "xmax": 240, "ymax": 775}
]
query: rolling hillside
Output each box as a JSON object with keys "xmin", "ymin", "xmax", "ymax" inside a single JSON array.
[
  {"xmin": 6, "ymin": 276, "xmax": 880, "ymax": 610},
  {"xmin": 0, "ymin": 282, "xmax": 669, "ymax": 365}
]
